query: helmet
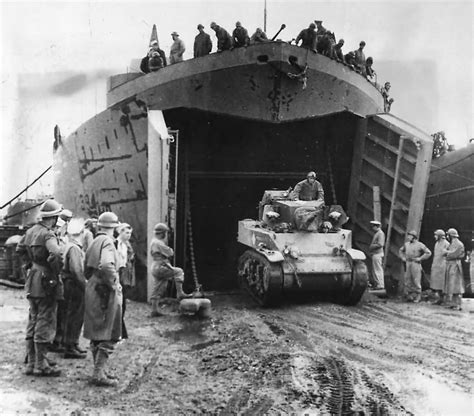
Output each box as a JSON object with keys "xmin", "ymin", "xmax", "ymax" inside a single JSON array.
[
  {"xmin": 60, "ymin": 209, "xmax": 73, "ymax": 221},
  {"xmin": 39, "ymin": 199, "xmax": 63, "ymax": 218},
  {"xmin": 154, "ymin": 223, "xmax": 169, "ymax": 233},
  {"xmin": 97, "ymin": 212, "xmax": 119, "ymax": 229},
  {"xmin": 306, "ymin": 171, "xmax": 317, "ymax": 179},
  {"xmin": 446, "ymin": 228, "xmax": 459, "ymax": 238},
  {"xmin": 407, "ymin": 230, "xmax": 418, "ymax": 238},
  {"xmin": 434, "ymin": 229, "xmax": 445, "ymax": 237},
  {"xmin": 370, "ymin": 220, "xmax": 381, "ymax": 226}
]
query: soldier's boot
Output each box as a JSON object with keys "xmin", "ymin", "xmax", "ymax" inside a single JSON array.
[
  {"xmin": 90, "ymin": 349, "xmax": 118, "ymax": 387},
  {"xmin": 25, "ymin": 339, "xmax": 35, "ymax": 375},
  {"xmin": 33, "ymin": 343, "xmax": 61, "ymax": 377},
  {"xmin": 443, "ymin": 294, "xmax": 453, "ymax": 308},
  {"xmin": 64, "ymin": 343, "xmax": 86, "ymax": 359},
  {"xmin": 175, "ymin": 282, "xmax": 192, "ymax": 300},
  {"xmin": 90, "ymin": 343, "xmax": 115, "ymax": 379},
  {"xmin": 450, "ymin": 294, "xmax": 462, "ymax": 311}
]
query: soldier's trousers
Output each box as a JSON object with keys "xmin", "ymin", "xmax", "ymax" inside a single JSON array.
[
  {"xmin": 62, "ymin": 279, "xmax": 85, "ymax": 346},
  {"xmin": 371, "ymin": 253, "xmax": 385, "ymax": 288},
  {"xmin": 405, "ymin": 261, "xmax": 422, "ymax": 297},
  {"xmin": 26, "ymin": 297, "xmax": 57, "ymax": 343}
]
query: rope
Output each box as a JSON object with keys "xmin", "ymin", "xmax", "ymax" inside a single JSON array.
[{"xmin": 0, "ymin": 165, "xmax": 52, "ymax": 210}]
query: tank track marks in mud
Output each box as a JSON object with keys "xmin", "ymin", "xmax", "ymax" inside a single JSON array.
[
  {"xmin": 337, "ymin": 260, "xmax": 369, "ymax": 306},
  {"xmin": 238, "ymin": 250, "xmax": 283, "ymax": 307},
  {"xmin": 218, "ymin": 387, "xmax": 274, "ymax": 416},
  {"xmin": 305, "ymin": 356, "xmax": 411, "ymax": 416}
]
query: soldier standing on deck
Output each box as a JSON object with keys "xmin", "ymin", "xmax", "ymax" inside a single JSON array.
[
  {"xmin": 369, "ymin": 220, "xmax": 385, "ymax": 290},
  {"xmin": 84, "ymin": 212, "xmax": 122, "ymax": 387},
  {"xmin": 443, "ymin": 228, "xmax": 465, "ymax": 311},
  {"xmin": 61, "ymin": 219, "xmax": 87, "ymax": 359},
  {"xmin": 194, "ymin": 24, "xmax": 212, "ymax": 57},
  {"xmin": 210, "ymin": 22, "xmax": 233, "ymax": 52},
  {"xmin": 295, "ymin": 23, "xmax": 317, "ymax": 52},
  {"xmin": 430, "ymin": 229, "xmax": 450, "ymax": 304},
  {"xmin": 16, "ymin": 199, "xmax": 64, "ymax": 377},
  {"xmin": 169, "ymin": 32, "xmax": 185, "ymax": 64},
  {"xmin": 399, "ymin": 230, "xmax": 432, "ymax": 302},
  {"xmin": 232, "ymin": 21, "xmax": 250, "ymax": 47}
]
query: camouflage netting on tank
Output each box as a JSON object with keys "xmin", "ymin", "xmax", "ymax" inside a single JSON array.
[{"xmin": 294, "ymin": 205, "xmax": 325, "ymax": 231}]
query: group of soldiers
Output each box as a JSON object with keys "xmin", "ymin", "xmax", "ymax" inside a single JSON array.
[
  {"xmin": 16, "ymin": 198, "xmax": 190, "ymax": 386},
  {"xmin": 283, "ymin": 171, "xmax": 466, "ymax": 310},
  {"xmin": 369, "ymin": 222, "xmax": 466, "ymax": 310},
  {"xmin": 140, "ymin": 21, "xmax": 268, "ymax": 73},
  {"xmin": 138, "ymin": 19, "xmax": 394, "ymax": 113}
]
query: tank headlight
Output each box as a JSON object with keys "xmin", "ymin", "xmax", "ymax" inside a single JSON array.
[
  {"xmin": 283, "ymin": 247, "xmax": 290, "ymax": 255},
  {"xmin": 290, "ymin": 248, "xmax": 300, "ymax": 259}
]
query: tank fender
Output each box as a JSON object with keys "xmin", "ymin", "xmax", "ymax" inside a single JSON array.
[
  {"xmin": 256, "ymin": 248, "xmax": 284, "ymax": 263},
  {"xmin": 344, "ymin": 248, "xmax": 366, "ymax": 261}
]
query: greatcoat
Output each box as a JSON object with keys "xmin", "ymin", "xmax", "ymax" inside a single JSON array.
[
  {"xmin": 83, "ymin": 232, "xmax": 122, "ymax": 341},
  {"xmin": 430, "ymin": 238, "xmax": 450, "ymax": 291}
]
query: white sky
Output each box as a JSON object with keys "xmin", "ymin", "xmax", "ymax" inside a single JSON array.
[{"xmin": 0, "ymin": 0, "xmax": 473, "ymax": 212}]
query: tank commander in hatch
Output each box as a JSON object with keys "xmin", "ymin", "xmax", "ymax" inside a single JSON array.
[{"xmin": 290, "ymin": 171, "xmax": 324, "ymax": 202}]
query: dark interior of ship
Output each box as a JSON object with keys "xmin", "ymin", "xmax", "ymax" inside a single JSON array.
[{"xmin": 164, "ymin": 109, "xmax": 362, "ymax": 291}]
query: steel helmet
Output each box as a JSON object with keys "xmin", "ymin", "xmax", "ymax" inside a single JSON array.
[
  {"xmin": 39, "ymin": 199, "xmax": 63, "ymax": 218},
  {"xmin": 434, "ymin": 229, "xmax": 445, "ymax": 237},
  {"xmin": 446, "ymin": 228, "xmax": 459, "ymax": 238},
  {"xmin": 60, "ymin": 209, "xmax": 73, "ymax": 221},
  {"xmin": 97, "ymin": 212, "xmax": 119, "ymax": 229},
  {"xmin": 407, "ymin": 230, "xmax": 418, "ymax": 238},
  {"xmin": 154, "ymin": 223, "xmax": 169, "ymax": 233},
  {"xmin": 307, "ymin": 171, "xmax": 317, "ymax": 179}
]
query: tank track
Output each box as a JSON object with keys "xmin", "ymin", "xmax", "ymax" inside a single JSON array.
[
  {"xmin": 338, "ymin": 260, "xmax": 368, "ymax": 306},
  {"xmin": 238, "ymin": 250, "xmax": 284, "ymax": 307}
]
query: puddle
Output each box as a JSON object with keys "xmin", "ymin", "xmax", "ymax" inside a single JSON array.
[
  {"xmin": 0, "ymin": 386, "xmax": 80, "ymax": 414},
  {"xmin": 400, "ymin": 372, "xmax": 472, "ymax": 415}
]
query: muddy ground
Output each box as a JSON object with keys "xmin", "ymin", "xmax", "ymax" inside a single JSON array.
[{"xmin": 0, "ymin": 286, "xmax": 473, "ymax": 416}]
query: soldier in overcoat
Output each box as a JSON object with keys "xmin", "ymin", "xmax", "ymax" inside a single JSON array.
[
  {"xmin": 84, "ymin": 211, "xmax": 122, "ymax": 386},
  {"xmin": 16, "ymin": 199, "xmax": 64, "ymax": 377},
  {"xmin": 443, "ymin": 228, "xmax": 465, "ymax": 310},
  {"xmin": 430, "ymin": 229, "xmax": 450, "ymax": 304}
]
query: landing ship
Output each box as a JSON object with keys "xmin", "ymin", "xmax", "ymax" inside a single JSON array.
[{"xmin": 53, "ymin": 37, "xmax": 434, "ymax": 299}]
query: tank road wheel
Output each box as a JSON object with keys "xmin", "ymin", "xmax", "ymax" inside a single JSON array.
[
  {"xmin": 339, "ymin": 260, "xmax": 368, "ymax": 306},
  {"xmin": 238, "ymin": 250, "xmax": 284, "ymax": 307}
]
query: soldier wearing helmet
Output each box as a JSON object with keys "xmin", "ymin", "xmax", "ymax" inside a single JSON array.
[
  {"xmin": 399, "ymin": 230, "xmax": 431, "ymax": 302},
  {"xmin": 16, "ymin": 199, "xmax": 64, "ymax": 377},
  {"xmin": 295, "ymin": 23, "xmax": 317, "ymax": 51},
  {"xmin": 430, "ymin": 229, "xmax": 450, "ymax": 304},
  {"xmin": 443, "ymin": 228, "xmax": 465, "ymax": 311},
  {"xmin": 290, "ymin": 171, "xmax": 325, "ymax": 202},
  {"xmin": 83, "ymin": 211, "xmax": 122, "ymax": 387},
  {"xmin": 149, "ymin": 222, "xmax": 191, "ymax": 317}
]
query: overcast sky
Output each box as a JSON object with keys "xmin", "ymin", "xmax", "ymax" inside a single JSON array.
[{"xmin": 0, "ymin": 0, "xmax": 472, "ymax": 212}]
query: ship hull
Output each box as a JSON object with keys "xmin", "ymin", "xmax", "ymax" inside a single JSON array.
[{"xmin": 107, "ymin": 42, "xmax": 383, "ymax": 121}]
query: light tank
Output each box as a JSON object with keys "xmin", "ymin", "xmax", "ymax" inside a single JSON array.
[{"xmin": 237, "ymin": 190, "xmax": 368, "ymax": 306}]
